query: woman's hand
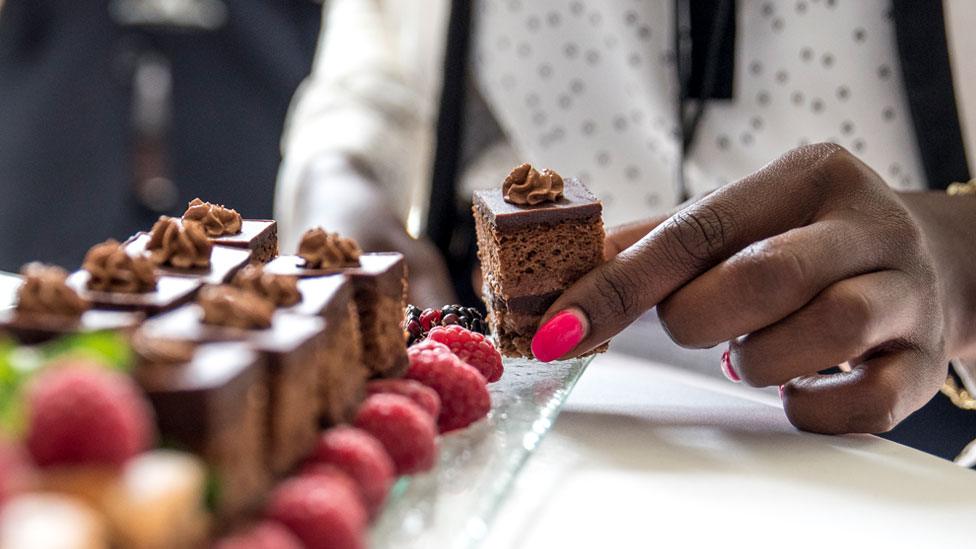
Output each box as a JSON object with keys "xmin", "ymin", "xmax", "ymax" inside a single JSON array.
[
  {"xmin": 296, "ymin": 154, "xmax": 457, "ymax": 307},
  {"xmin": 533, "ymin": 143, "xmax": 976, "ymax": 434}
]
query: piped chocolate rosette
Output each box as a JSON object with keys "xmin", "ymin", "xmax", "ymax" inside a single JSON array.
[
  {"xmin": 83, "ymin": 239, "xmax": 157, "ymax": 294},
  {"xmin": 502, "ymin": 163, "xmax": 564, "ymax": 206},
  {"xmin": 146, "ymin": 217, "xmax": 213, "ymax": 269},
  {"xmin": 297, "ymin": 227, "xmax": 362, "ymax": 269},
  {"xmin": 182, "ymin": 198, "xmax": 243, "ymax": 237},
  {"xmin": 198, "ymin": 285, "xmax": 274, "ymax": 330},
  {"xmin": 16, "ymin": 263, "xmax": 90, "ymax": 318},
  {"xmin": 231, "ymin": 264, "xmax": 301, "ymax": 308}
]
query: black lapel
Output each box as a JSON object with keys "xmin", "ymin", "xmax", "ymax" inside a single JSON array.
[{"xmin": 891, "ymin": 0, "xmax": 970, "ymax": 189}]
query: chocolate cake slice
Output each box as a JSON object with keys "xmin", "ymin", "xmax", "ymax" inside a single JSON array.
[
  {"xmin": 287, "ymin": 275, "xmax": 367, "ymax": 425},
  {"xmin": 231, "ymin": 265, "xmax": 368, "ymax": 425},
  {"xmin": 0, "ymin": 263, "xmax": 143, "ymax": 344},
  {"xmin": 473, "ymin": 164, "xmax": 605, "ymax": 357},
  {"xmin": 140, "ymin": 290, "xmax": 326, "ymax": 475},
  {"xmin": 265, "ymin": 229, "xmax": 407, "ymax": 378},
  {"xmin": 66, "ymin": 240, "xmax": 201, "ymax": 316},
  {"xmin": 182, "ymin": 198, "xmax": 278, "ymax": 263},
  {"xmin": 133, "ymin": 339, "xmax": 270, "ymax": 522},
  {"xmin": 124, "ymin": 217, "xmax": 251, "ymax": 284}
]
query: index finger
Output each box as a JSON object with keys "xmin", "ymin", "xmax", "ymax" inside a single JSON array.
[{"xmin": 536, "ymin": 143, "xmax": 859, "ymax": 359}]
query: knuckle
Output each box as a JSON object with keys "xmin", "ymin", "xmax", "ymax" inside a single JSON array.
[
  {"xmin": 733, "ymin": 238, "xmax": 809, "ymax": 307},
  {"xmin": 590, "ymin": 263, "xmax": 643, "ymax": 324},
  {"xmin": 816, "ymin": 285, "xmax": 875, "ymax": 348},
  {"xmin": 798, "ymin": 142, "xmax": 857, "ymax": 194},
  {"xmin": 660, "ymin": 203, "xmax": 734, "ymax": 266}
]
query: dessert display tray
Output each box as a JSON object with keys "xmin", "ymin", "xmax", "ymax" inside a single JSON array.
[{"xmin": 370, "ymin": 355, "xmax": 592, "ymax": 549}]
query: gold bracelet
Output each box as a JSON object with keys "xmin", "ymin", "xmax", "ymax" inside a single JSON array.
[
  {"xmin": 942, "ymin": 374, "xmax": 976, "ymax": 410},
  {"xmin": 947, "ymin": 179, "xmax": 976, "ymax": 195},
  {"xmin": 943, "ymin": 180, "xmax": 976, "ymax": 465}
]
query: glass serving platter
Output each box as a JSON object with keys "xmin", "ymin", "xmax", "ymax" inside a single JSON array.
[{"xmin": 370, "ymin": 356, "xmax": 593, "ymax": 549}]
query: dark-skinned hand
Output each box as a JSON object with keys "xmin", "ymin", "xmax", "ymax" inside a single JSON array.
[{"xmin": 532, "ymin": 143, "xmax": 976, "ymax": 435}]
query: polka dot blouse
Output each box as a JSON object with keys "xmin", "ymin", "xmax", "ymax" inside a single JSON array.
[{"xmin": 473, "ymin": 0, "xmax": 925, "ymax": 226}]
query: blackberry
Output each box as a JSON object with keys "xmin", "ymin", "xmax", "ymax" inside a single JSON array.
[{"xmin": 402, "ymin": 304, "xmax": 488, "ymax": 346}]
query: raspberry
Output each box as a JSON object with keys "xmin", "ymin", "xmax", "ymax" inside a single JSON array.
[
  {"xmin": 0, "ymin": 442, "xmax": 31, "ymax": 505},
  {"xmin": 406, "ymin": 343, "xmax": 491, "ymax": 433},
  {"xmin": 265, "ymin": 473, "xmax": 367, "ymax": 549},
  {"xmin": 366, "ymin": 379, "xmax": 441, "ymax": 420},
  {"xmin": 354, "ymin": 394, "xmax": 437, "ymax": 475},
  {"xmin": 304, "ymin": 426, "xmax": 395, "ymax": 517},
  {"xmin": 214, "ymin": 521, "xmax": 303, "ymax": 549},
  {"xmin": 427, "ymin": 325, "xmax": 504, "ymax": 382},
  {"xmin": 25, "ymin": 362, "xmax": 154, "ymax": 467}
]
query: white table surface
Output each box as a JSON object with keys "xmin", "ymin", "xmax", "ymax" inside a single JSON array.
[{"xmin": 483, "ymin": 352, "xmax": 976, "ymax": 549}]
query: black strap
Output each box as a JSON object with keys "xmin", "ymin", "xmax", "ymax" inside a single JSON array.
[
  {"xmin": 891, "ymin": 0, "xmax": 969, "ymax": 189},
  {"xmin": 427, "ymin": 0, "xmax": 471, "ymax": 257},
  {"xmin": 674, "ymin": 0, "xmax": 736, "ymax": 201}
]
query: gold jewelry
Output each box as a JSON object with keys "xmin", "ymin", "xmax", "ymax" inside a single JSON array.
[
  {"xmin": 941, "ymin": 374, "xmax": 976, "ymax": 410},
  {"xmin": 942, "ymin": 183, "xmax": 975, "ymax": 464},
  {"xmin": 947, "ymin": 179, "xmax": 976, "ymax": 195}
]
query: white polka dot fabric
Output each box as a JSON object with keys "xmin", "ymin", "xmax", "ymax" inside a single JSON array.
[{"xmin": 473, "ymin": 0, "xmax": 925, "ymax": 226}]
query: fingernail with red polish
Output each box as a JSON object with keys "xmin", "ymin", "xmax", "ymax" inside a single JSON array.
[
  {"xmin": 720, "ymin": 349, "xmax": 740, "ymax": 383},
  {"xmin": 532, "ymin": 310, "xmax": 586, "ymax": 362}
]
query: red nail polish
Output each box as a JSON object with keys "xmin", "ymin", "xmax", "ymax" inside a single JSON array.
[
  {"xmin": 720, "ymin": 349, "xmax": 740, "ymax": 383},
  {"xmin": 531, "ymin": 310, "xmax": 585, "ymax": 362}
]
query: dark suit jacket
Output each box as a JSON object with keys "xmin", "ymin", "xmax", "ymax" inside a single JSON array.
[{"xmin": 0, "ymin": 0, "xmax": 320, "ymax": 271}]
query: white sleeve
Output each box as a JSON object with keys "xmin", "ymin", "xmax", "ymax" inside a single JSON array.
[{"xmin": 275, "ymin": 0, "xmax": 449, "ymax": 249}]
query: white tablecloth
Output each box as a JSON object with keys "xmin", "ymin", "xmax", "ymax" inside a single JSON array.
[{"xmin": 484, "ymin": 352, "xmax": 976, "ymax": 549}]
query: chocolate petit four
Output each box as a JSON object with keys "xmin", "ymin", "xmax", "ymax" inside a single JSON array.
[
  {"xmin": 473, "ymin": 163, "xmax": 605, "ymax": 357},
  {"xmin": 124, "ymin": 216, "xmax": 251, "ymax": 284},
  {"xmin": 234, "ymin": 266, "xmax": 368, "ymax": 425},
  {"xmin": 182, "ymin": 198, "xmax": 278, "ymax": 263},
  {"xmin": 139, "ymin": 286, "xmax": 325, "ymax": 475},
  {"xmin": 0, "ymin": 263, "xmax": 142, "ymax": 344},
  {"xmin": 66, "ymin": 240, "xmax": 201, "ymax": 316},
  {"xmin": 133, "ymin": 337, "xmax": 270, "ymax": 521},
  {"xmin": 265, "ymin": 228, "xmax": 408, "ymax": 378}
]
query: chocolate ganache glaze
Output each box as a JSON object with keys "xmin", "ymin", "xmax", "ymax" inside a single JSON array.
[
  {"xmin": 231, "ymin": 264, "xmax": 301, "ymax": 307},
  {"xmin": 297, "ymin": 227, "xmax": 362, "ymax": 269},
  {"xmin": 182, "ymin": 198, "xmax": 243, "ymax": 237},
  {"xmin": 502, "ymin": 163, "xmax": 564, "ymax": 206},
  {"xmin": 16, "ymin": 263, "xmax": 90, "ymax": 317},
  {"xmin": 146, "ymin": 217, "xmax": 213, "ymax": 269},
  {"xmin": 83, "ymin": 239, "xmax": 157, "ymax": 293},
  {"xmin": 198, "ymin": 285, "xmax": 274, "ymax": 330}
]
